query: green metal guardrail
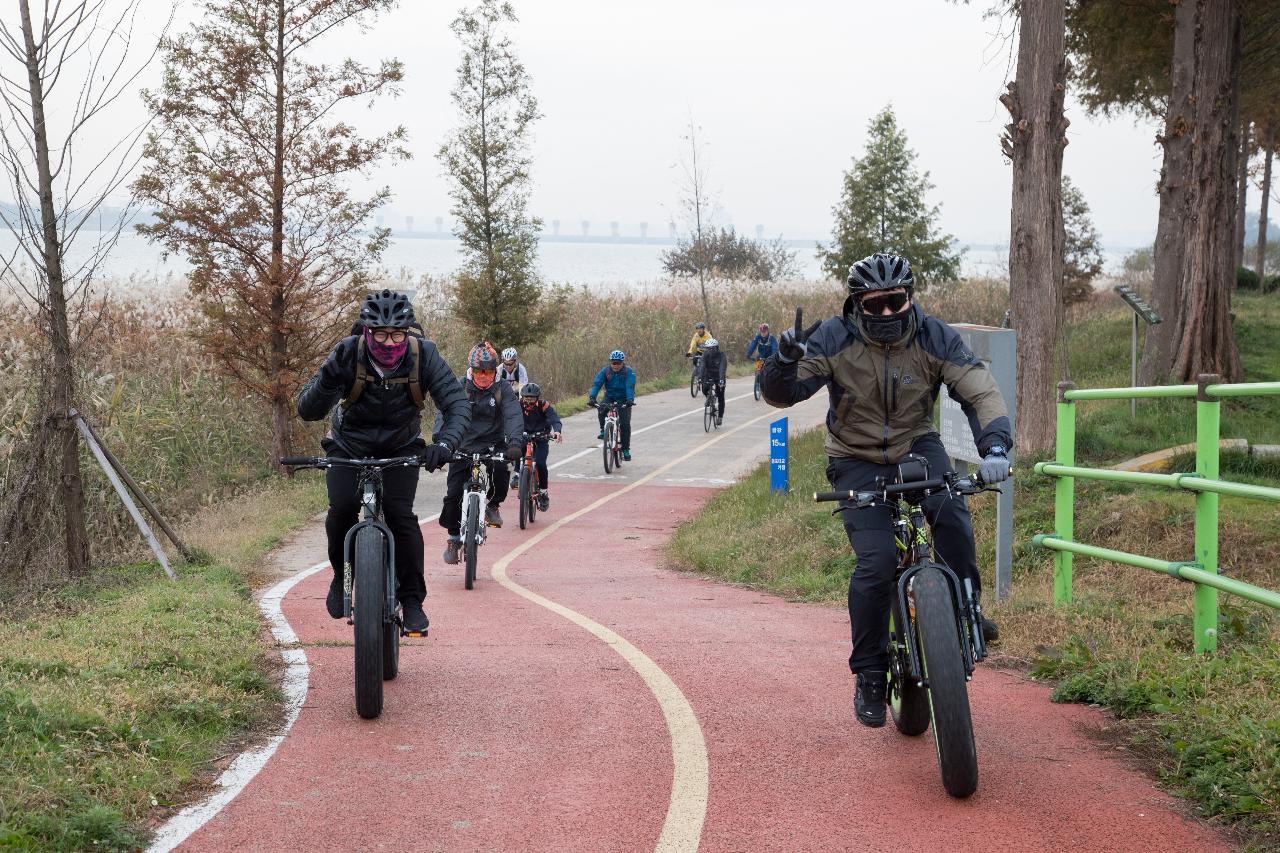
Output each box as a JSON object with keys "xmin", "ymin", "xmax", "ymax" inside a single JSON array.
[{"xmin": 1032, "ymin": 374, "xmax": 1280, "ymax": 653}]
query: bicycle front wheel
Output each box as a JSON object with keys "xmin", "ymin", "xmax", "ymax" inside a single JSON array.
[
  {"xmin": 916, "ymin": 566, "xmax": 978, "ymax": 798},
  {"xmin": 703, "ymin": 400, "xmax": 713, "ymax": 432},
  {"xmin": 518, "ymin": 470, "xmax": 530, "ymax": 530},
  {"xmin": 463, "ymin": 495, "xmax": 479, "ymax": 590},
  {"xmin": 754, "ymin": 371, "xmax": 762, "ymax": 401},
  {"xmin": 353, "ymin": 526, "xmax": 385, "ymax": 719},
  {"xmin": 690, "ymin": 369, "xmax": 698, "ymax": 397},
  {"xmin": 889, "ymin": 607, "xmax": 929, "ymax": 736},
  {"xmin": 603, "ymin": 424, "xmax": 614, "ymax": 473}
]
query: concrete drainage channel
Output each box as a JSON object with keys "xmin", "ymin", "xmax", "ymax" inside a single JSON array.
[{"xmin": 1113, "ymin": 438, "xmax": 1280, "ymax": 473}]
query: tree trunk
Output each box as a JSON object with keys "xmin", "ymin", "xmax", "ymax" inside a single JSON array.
[
  {"xmin": 1168, "ymin": 0, "xmax": 1243, "ymax": 383},
  {"xmin": 1140, "ymin": 0, "xmax": 1197, "ymax": 384},
  {"xmin": 1258, "ymin": 124, "xmax": 1274, "ymax": 282},
  {"xmin": 1002, "ymin": 0, "xmax": 1067, "ymax": 456},
  {"xmin": 1234, "ymin": 121, "xmax": 1249, "ymax": 272},
  {"xmin": 18, "ymin": 0, "xmax": 89, "ymax": 576},
  {"xmin": 270, "ymin": 0, "xmax": 290, "ymax": 467}
]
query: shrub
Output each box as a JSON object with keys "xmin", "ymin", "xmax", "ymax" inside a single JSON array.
[{"xmin": 1237, "ymin": 266, "xmax": 1261, "ymax": 291}]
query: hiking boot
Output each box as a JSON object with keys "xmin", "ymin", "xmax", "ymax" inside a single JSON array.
[
  {"xmin": 622, "ymin": 450, "xmax": 631, "ymax": 461},
  {"xmin": 597, "ymin": 430, "xmax": 605, "ymax": 440},
  {"xmin": 537, "ymin": 490, "xmax": 550, "ymax": 512},
  {"xmin": 485, "ymin": 504, "xmax": 503, "ymax": 528},
  {"xmin": 854, "ymin": 670, "xmax": 888, "ymax": 728},
  {"xmin": 442, "ymin": 537, "xmax": 461, "ymax": 565},
  {"xmin": 402, "ymin": 600, "xmax": 429, "ymax": 634},
  {"xmin": 325, "ymin": 575, "xmax": 344, "ymax": 619},
  {"xmin": 981, "ymin": 616, "xmax": 1000, "ymax": 644}
]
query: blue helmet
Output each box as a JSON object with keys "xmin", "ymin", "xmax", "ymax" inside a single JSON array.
[{"xmin": 609, "ymin": 350, "xmax": 625, "ymax": 362}]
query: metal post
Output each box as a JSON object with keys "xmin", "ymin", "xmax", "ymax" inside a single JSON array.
[
  {"xmin": 1130, "ymin": 313, "xmax": 1138, "ymax": 419},
  {"xmin": 1053, "ymin": 382, "xmax": 1076, "ymax": 606},
  {"xmin": 1194, "ymin": 375, "xmax": 1221, "ymax": 653}
]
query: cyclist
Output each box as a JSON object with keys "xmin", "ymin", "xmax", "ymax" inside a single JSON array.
[
  {"xmin": 746, "ymin": 323, "xmax": 777, "ymax": 361},
  {"xmin": 498, "ymin": 347, "xmax": 529, "ymax": 391},
  {"xmin": 438, "ymin": 342, "xmax": 524, "ymax": 564},
  {"xmin": 589, "ymin": 349, "xmax": 636, "ymax": 461},
  {"xmin": 699, "ymin": 337, "xmax": 727, "ymax": 426},
  {"xmin": 297, "ymin": 289, "xmax": 470, "ymax": 635},
  {"xmin": 687, "ymin": 320, "xmax": 711, "ymax": 383},
  {"xmin": 516, "ymin": 382, "xmax": 563, "ymax": 511},
  {"xmin": 761, "ymin": 252, "xmax": 1011, "ymax": 729}
]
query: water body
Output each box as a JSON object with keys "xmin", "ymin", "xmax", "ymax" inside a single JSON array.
[{"xmin": 0, "ymin": 229, "xmax": 1132, "ymax": 290}]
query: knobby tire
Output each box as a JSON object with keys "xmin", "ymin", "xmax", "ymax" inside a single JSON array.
[
  {"xmin": 353, "ymin": 526, "xmax": 385, "ymax": 719},
  {"xmin": 915, "ymin": 567, "xmax": 978, "ymax": 798},
  {"xmin": 383, "ymin": 617, "xmax": 399, "ymax": 681},
  {"xmin": 888, "ymin": 608, "xmax": 929, "ymax": 736},
  {"xmin": 463, "ymin": 495, "xmax": 478, "ymax": 590}
]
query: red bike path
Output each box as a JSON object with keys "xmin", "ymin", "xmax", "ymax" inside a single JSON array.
[{"xmin": 176, "ymin": 481, "xmax": 1228, "ymax": 852}]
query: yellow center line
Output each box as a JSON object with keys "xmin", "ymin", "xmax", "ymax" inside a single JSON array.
[{"xmin": 491, "ymin": 408, "xmax": 778, "ymax": 853}]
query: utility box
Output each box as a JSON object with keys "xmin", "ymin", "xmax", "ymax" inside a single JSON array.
[{"xmin": 938, "ymin": 324, "xmax": 1016, "ymax": 601}]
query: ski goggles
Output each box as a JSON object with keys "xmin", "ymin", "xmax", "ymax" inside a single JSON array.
[{"xmin": 858, "ymin": 290, "xmax": 910, "ymax": 315}]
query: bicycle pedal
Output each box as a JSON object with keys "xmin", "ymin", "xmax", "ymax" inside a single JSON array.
[{"xmin": 403, "ymin": 629, "xmax": 428, "ymax": 638}]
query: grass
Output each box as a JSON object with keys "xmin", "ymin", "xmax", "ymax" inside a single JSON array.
[
  {"xmin": 668, "ymin": 291, "xmax": 1280, "ymax": 846},
  {"xmin": 0, "ymin": 475, "xmax": 327, "ymax": 851}
]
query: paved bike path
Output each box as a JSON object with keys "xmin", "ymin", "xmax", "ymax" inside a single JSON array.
[{"xmin": 167, "ymin": 379, "xmax": 1227, "ymax": 851}]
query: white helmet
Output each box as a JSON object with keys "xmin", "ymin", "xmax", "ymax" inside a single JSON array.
[
  {"xmin": 501, "ymin": 347, "xmax": 518, "ymax": 362},
  {"xmin": 703, "ymin": 338, "xmax": 719, "ymax": 349}
]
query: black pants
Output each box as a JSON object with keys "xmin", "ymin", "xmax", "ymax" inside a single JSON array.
[
  {"xmin": 701, "ymin": 381, "xmax": 725, "ymax": 416},
  {"xmin": 532, "ymin": 439, "xmax": 550, "ymax": 489},
  {"xmin": 439, "ymin": 457, "xmax": 509, "ymax": 536},
  {"xmin": 325, "ymin": 453, "xmax": 424, "ymax": 607},
  {"xmin": 596, "ymin": 401, "xmax": 632, "ymax": 450},
  {"xmin": 828, "ymin": 433, "xmax": 981, "ymax": 674}
]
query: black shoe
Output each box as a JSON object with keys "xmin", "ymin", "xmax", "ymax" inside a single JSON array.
[
  {"xmin": 981, "ymin": 617, "xmax": 1000, "ymax": 643},
  {"xmin": 537, "ymin": 490, "xmax": 549, "ymax": 512},
  {"xmin": 442, "ymin": 538, "xmax": 460, "ymax": 565},
  {"xmin": 854, "ymin": 670, "xmax": 888, "ymax": 728},
  {"xmin": 325, "ymin": 576, "xmax": 343, "ymax": 619},
  {"xmin": 402, "ymin": 601, "xmax": 429, "ymax": 634},
  {"xmin": 485, "ymin": 504, "xmax": 503, "ymax": 528}
]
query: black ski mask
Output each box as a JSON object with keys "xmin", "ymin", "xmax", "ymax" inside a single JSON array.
[{"xmin": 854, "ymin": 304, "xmax": 915, "ymax": 344}]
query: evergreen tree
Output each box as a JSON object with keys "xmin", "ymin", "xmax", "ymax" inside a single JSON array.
[
  {"xmin": 819, "ymin": 106, "xmax": 963, "ymax": 287},
  {"xmin": 438, "ymin": 0, "xmax": 560, "ymax": 349},
  {"xmin": 1062, "ymin": 176, "xmax": 1105, "ymax": 306}
]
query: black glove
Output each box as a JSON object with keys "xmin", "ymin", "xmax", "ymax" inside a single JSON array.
[
  {"xmin": 588, "ymin": 397, "xmax": 597, "ymax": 407},
  {"xmin": 977, "ymin": 446, "xmax": 1010, "ymax": 484},
  {"xmin": 420, "ymin": 443, "xmax": 451, "ymax": 472},
  {"xmin": 504, "ymin": 444, "xmax": 522, "ymax": 462},
  {"xmin": 777, "ymin": 306, "xmax": 821, "ymax": 364},
  {"xmin": 318, "ymin": 341, "xmax": 356, "ymax": 389}
]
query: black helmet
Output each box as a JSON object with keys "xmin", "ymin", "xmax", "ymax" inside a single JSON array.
[
  {"xmin": 359, "ymin": 289, "xmax": 415, "ymax": 329},
  {"xmin": 520, "ymin": 382, "xmax": 541, "ymax": 398},
  {"xmin": 847, "ymin": 253, "xmax": 915, "ymax": 298}
]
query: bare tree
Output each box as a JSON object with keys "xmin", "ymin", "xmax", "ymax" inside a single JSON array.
[
  {"xmin": 1257, "ymin": 122, "xmax": 1274, "ymax": 280},
  {"xmin": 671, "ymin": 117, "xmax": 718, "ymax": 327},
  {"xmin": 1234, "ymin": 121, "xmax": 1250, "ymax": 272},
  {"xmin": 1000, "ymin": 0, "xmax": 1068, "ymax": 454},
  {"xmin": 0, "ymin": 0, "xmax": 167, "ymax": 578}
]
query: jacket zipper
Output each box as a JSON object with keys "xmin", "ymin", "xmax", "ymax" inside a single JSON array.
[{"xmin": 881, "ymin": 347, "xmax": 892, "ymax": 464}]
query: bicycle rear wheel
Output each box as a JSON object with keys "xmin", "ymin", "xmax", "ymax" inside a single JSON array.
[
  {"xmin": 527, "ymin": 474, "xmax": 538, "ymax": 524},
  {"xmin": 915, "ymin": 566, "xmax": 978, "ymax": 798},
  {"xmin": 353, "ymin": 526, "xmax": 385, "ymax": 719},
  {"xmin": 603, "ymin": 424, "xmax": 615, "ymax": 473},
  {"xmin": 518, "ymin": 470, "xmax": 530, "ymax": 530},
  {"xmin": 463, "ymin": 494, "xmax": 479, "ymax": 590},
  {"xmin": 889, "ymin": 608, "xmax": 929, "ymax": 736},
  {"xmin": 383, "ymin": 616, "xmax": 399, "ymax": 681}
]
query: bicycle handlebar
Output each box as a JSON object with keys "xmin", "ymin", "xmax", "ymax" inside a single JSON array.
[
  {"xmin": 449, "ymin": 450, "xmax": 509, "ymax": 464},
  {"xmin": 814, "ymin": 473, "xmax": 1005, "ymax": 505},
  {"xmin": 522, "ymin": 431, "xmax": 553, "ymax": 441},
  {"xmin": 280, "ymin": 454, "xmax": 422, "ymax": 470},
  {"xmin": 589, "ymin": 401, "xmax": 635, "ymax": 409}
]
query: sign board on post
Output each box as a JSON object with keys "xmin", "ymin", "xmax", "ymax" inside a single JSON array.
[
  {"xmin": 1113, "ymin": 284, "xmax": 1162, "ymax": 419},
  {"xmin": 769, "ymin": 417, "xmax": 789, "ymax": 494},
  {"xmin": 938, "ymin": 324, "xmax": 1016, "ymax": 601}
]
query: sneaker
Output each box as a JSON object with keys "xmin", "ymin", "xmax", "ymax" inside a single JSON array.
[
  {"xmin": 597, "ymin": 430, "xmax": 605, "ymax": 440},
  {"xmin": 485, "ymin": 505, "xmax": 503, "ymax": 528},
  {"xmin": 442, "ymin": 537, "xmax": 460, "ymax": 564},
  {"xmin": 325, "ymin": 575, "xmax": 343, "ymax": 619},
  {"xmin": 402, "ymin": 600, "xmax": 429, "ymax": 634},
  {"xmin": 981, "ymin": 616, "xmax": 1000, "ymax": 644},
  {"xmin": 716, "ymin": 415, "xmax": 723, "ymax": 426},
  {"xmin": 510, "ymin": 472, "xmax": 520, "ymax": 489},
  {"xmin": 537, "ymin": 490, "xmax": 549, "ymax": 512},
  {"xmin": 854, "ymin": 670, "xmax": 888, "ymax": 728},
  {"xmin": 622, "ymin": 450, "xmax": 631, "ymax": 461}
]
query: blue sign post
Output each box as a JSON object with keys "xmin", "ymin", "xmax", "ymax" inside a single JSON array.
[{"xmin": 769, "ymin": 417, "xmax": 789, "ymax": 494}]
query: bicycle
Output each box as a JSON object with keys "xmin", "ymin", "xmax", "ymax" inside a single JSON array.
[
  {"xmin": 591, "ymin": 400, "xmax": 629, "ymax": 474},
  {"xmin": 451, "ymin": 449, "xmax": 510, "ymax": 590},
  {"xmin": 754, "ymin": 358, "xmax": 764, "ymax": 400},
  {"xmin": 281, "ymin": 453, "xmax": 431, "ymax": 720},
  {"xmin": 702, "ymin": 382, "xmax": 721, "ymax": 432},
  {"xmin": 686, "ymin": 352, "xmax": 703, "ymax": 397},
  {"xmin": 515, "ymin": 430, "xmax": 552, "ymax": 530},
  {"xmin": 815, "ymin": 454, "xmax": 1001, "ymax": 799}
]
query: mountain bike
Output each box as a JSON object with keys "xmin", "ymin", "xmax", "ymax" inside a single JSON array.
[
  {"xmin": 516, "ymin": 430, "xmax": 551, "ymax": 530},
  {"xmin": 753, "ymin": 358, "xmax": 764, "ymax": 400},
  {"xmin": 281, "ymin": 453, "xmax": 431, "ymax": 720},
  {"xmin": 815, "ymin": 455, "xmax": 1000, "ymax": 798},
  {"xmin": 592, "ymin": 400, "xmax": 629, "ymax": 474},
  {"xmin": 451, "ymin": 450, "xmax": 509, "ymax": 590},
  {"xmin": 686, "ymin": 352, "xmax": 703, "ymax": 397}
]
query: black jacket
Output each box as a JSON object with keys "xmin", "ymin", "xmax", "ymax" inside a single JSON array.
[
  {"xmin": 520, "ymin": 399, "xmax": 563, "ymax": 435},
  {"xmin": 297, "ymin": 334, "xmax": 469, "ymax": 457},
  {"xmin": 700, "ymin": 349, "xmax": 727, "ymax": 384},
  {"xmin": 433, "ymin": 378, "xmax": 525, "ymax": 454}
]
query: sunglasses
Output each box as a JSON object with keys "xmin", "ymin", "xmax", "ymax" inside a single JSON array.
[
  {"xmin": 859, "ymin": 291, "xmax": 910, "ymax": 315},
  {"xmin": 610, "ymin": 360, "xmax": 623, "ymax": 366},
  {"xmin": 371, "ymin": 329, "xmax": 407, "ymax": 344}
]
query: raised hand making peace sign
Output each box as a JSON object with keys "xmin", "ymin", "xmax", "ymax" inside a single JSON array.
[{"xmin": 777, "ymin": 306, "xmax": 822, "ymax": 364}]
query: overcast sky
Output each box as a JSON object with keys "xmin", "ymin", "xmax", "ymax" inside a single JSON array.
[{"xmin": 29, "ymin": 0, "xmax": 1172, "ymax": 249}]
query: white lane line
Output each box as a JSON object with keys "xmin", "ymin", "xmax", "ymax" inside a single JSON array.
[
  {"xmin": 148, "ymin": 513, "xmax": 442, "ymax": 852},
  {"xmin": 491, "ymin": 408, "xmax": 777, "ymax": 853},
  {"xmin": 548, "ymin": 388, "xmax": 756, "ymax": 471}
]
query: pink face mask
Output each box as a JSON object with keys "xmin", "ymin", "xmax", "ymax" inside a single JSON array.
[{"xmin": 365, "ymin": 328, "xmax": 408, "ymax": 368}]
